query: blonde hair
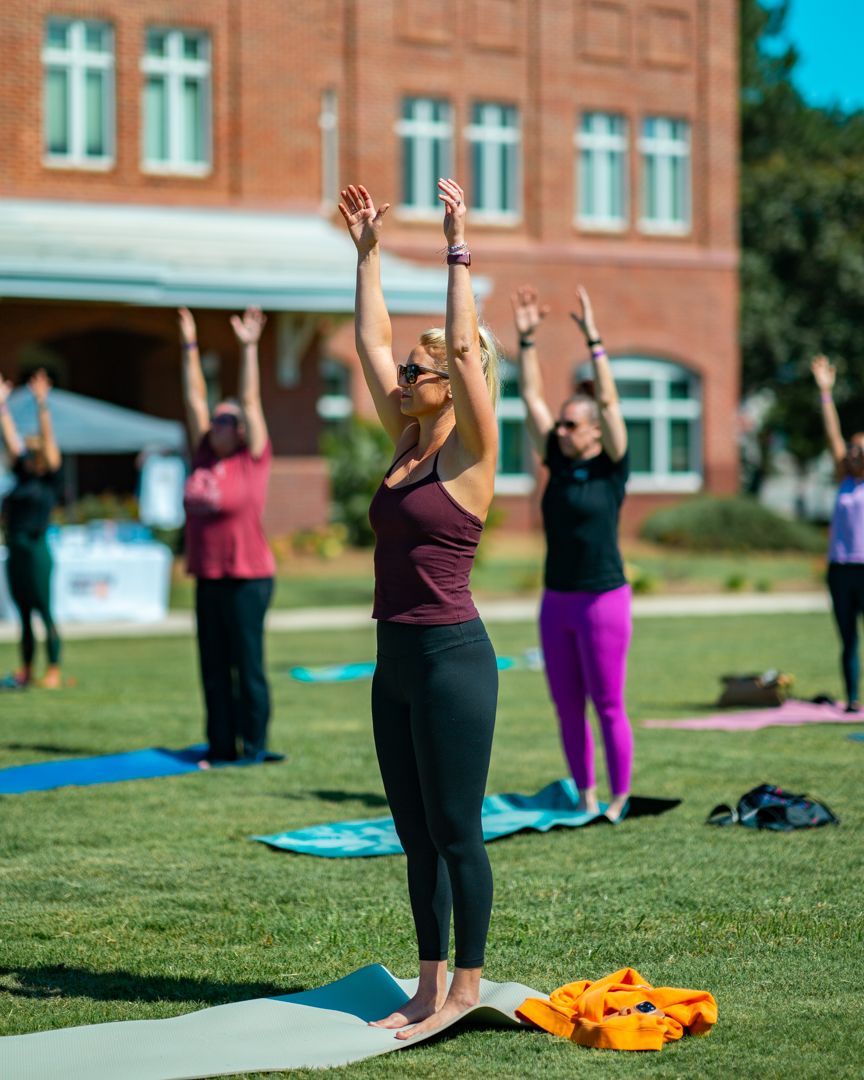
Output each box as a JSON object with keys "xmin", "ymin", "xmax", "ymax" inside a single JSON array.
[{"xmin": 418, "ymin": 325, "xmax": 501, "ymax": 404}]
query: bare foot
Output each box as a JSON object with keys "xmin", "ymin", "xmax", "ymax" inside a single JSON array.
[
  {"xmin": 369, "ymin": 990, "xmax": 443, "ymax": 1030},
  {"xmin": 393, "ymin": 993, "xmax": 479, "ymax": 1041},
  {"xmin": 605, "ymin": 794, "xmax": 630, "ymax": 823},
  {"xmin": 38, "ymin": 667, "xmax": 62, "ymax": 690}
]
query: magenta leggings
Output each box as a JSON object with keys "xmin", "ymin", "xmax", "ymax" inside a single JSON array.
[{"xmin": 539, "ymin": 585, "xmax": 633, "ymax": 796}]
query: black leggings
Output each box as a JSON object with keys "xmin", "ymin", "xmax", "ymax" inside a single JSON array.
[
  {"xmin": 372, "ymin": 618, "xmax": 497, "ymax": 969},
  {"xmin": 6, "ymin": 532, "xmax": 61, "ymax": 668},
  {"xmin": 828, "ymin": 562, "xmax": 864, "ymax": 704}
]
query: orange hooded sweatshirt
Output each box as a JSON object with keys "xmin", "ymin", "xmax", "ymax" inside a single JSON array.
[{"xmin": 516, "ymin": 967, "xmax": 717, "ymax": 1051}]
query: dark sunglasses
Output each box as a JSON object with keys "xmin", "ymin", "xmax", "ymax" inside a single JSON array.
[
  {"xmin": 555, "ymin": 419, "xmax": 578, "ymax": 431},
  {"xmin": 211, "ymin": 413, "xmax": 239, "ymax": 427},
  {"xmin": 397, "ymin": 363, "xmax": 450, "ymax": 385}
]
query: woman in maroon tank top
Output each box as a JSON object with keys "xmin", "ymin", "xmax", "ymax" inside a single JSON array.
[{"xmin": 339, "ymin": 179, "xmax": 500, "ymax": 1040}]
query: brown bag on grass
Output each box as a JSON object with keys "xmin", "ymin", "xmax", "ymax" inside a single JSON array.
[{"xmin": 716, "ymin": 670, "xmax": 794, "ymax": 708}]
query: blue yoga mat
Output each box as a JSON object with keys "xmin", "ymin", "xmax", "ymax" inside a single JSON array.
[
  {"xmin": 0, "ymin": 745, "xmax": 287, "ymax": 795},
  {"xmin": 290, "ymin": 649, "xmax": 543, "ymax": 683},
  {"xmin": 253, "ymin": 781, "xmax": 680, "ymax": 856}
]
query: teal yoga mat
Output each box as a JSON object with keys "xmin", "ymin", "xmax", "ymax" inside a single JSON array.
[
  {"xmin": 289, "ymin": 648, "xmax": 543, "ymax": 682},
  {"xmin": 253, "ymin": 780, "xmax": 681, "ymax": 856},
  {"xmin": 0, "ymin": 963, "xmax": 543, "ymax": 1080}
]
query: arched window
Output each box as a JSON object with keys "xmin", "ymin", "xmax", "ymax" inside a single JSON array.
[{"xmin": 579, "ymin": 357, "xmax": 702, "ymax": 491}]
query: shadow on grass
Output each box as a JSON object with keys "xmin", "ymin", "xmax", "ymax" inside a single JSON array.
[
  {"xmin": 275, "ymin": 790, "xmax": 389, "ymax": 809},
  {"xmin": 0, "ymin": 743, "xmax": 98, "ymax": 756},
  {"xmin": 0, "ymin": 965, "xmax": 301, "ymax": 1005}
]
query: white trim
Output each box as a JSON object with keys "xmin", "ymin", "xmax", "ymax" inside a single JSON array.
[
  {"xmin": 319, "ymin": 88, "xmax": 339, "ymax": 209},
  {"xmin": 638, "ymin": 116, "xmax": 691, "ymax": 234},
  {"xmin": 494, "ymin": 473, "xmax": 536, "ymax": 495},
  {"xmin": 627, "ymin": 473, "xmax": 702, "ymax": 494},
  {"xmin": 396, "ymin": 97, "xmax": 453, "ymax": 211},
  {"xmin": 42, "ymin": 18, "xmax": 115, "ymax": 167},
  {"xmin": 466, "ymin": 102, "xmax": 521, "ymax": 216},
  {"xmin": 317, "ymin": 395, "xmax": 353, "ymax": 420},
  {"xmin": 575, "ymin": 111, "xmax": 628, "ymax": 229},
  {"xmin": 140, "ymin": 28, "xmax": 211, "ymax": 173}
]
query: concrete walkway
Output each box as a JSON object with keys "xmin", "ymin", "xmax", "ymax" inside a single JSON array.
[{"xmin": 0, "ymin": 591, "xmax": 830, "ymax": 642}]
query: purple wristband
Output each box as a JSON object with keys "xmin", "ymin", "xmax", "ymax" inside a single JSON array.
[
  {"xmin": 820, "ymin": 392, "xmax": 833, "ymax": 403},
  {"xmin": 447, "ymin": 251, "xmax": 471, "ymax": 266},
  {"xmin": 182, "ymin": 341, "xmax": 198, "ymax": 351}
]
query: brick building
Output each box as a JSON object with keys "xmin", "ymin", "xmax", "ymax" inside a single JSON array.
[{"xmin": 0, "ymin": 0, "xmax": 739, "ymax": 536}]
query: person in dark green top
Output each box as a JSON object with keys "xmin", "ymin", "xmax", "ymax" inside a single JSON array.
[
  {"xmin": 512, "ymin": 284, "xmax": 632, "ymax": 824},
  {"xmin": 0, "ymin": 369, "xmax": 64, "ymax": 688}
]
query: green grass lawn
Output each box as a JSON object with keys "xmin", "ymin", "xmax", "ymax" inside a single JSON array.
[
  {"xmin": 1, "ymin": 612, "xmax": 861, "ymax": 1078},
  {"xmin": 168, "ymin": 541, "xmax": 825, "ymax": 611}
]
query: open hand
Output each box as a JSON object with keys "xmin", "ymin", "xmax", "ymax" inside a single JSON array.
[
  {"xmin": 177, "ymin": 307, "xmax": 197, "ymax": 346},
  {"xmin": 231, "ymin": 306, "xmax": 267, "ymax": 346},
  {"xmin": 811, "ymin": 354, "xmax": 835, "ymax": 392},
  {"xmin": 570, "ymin": 285, "xmax": 600, "ymax": 343},
  {"xmin": 511, "ymin": 285, "xmax": 550, "ymax": 338},
  {"xmin": 338, "ymin": 185, "xmax": 390, "ymax": 257},
  {"xmin": 438, "ymin": 177, "xmax": 467, "ymax": 247},
  {"xmin": 28, "ymin": 368, "xmax": 52, "ymax": 404}
]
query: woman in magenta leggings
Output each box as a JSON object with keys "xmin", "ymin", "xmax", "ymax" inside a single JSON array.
[{"xmin": 513, "ymin": 284, "xmax": 632, "ymax": 822}]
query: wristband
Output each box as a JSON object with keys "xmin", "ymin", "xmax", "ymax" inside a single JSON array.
[
  {"xmin": 447, "ymin": 242, "xmax": 468, "ymax": 253},
  {"xmin": 519, "ymin": 336, "xmax": 536, "ymax": 349},
  {"xmin": 591, "ymin": 345, "xmax": 607, "ymax": 358},
  {"xmin": 182, "ymin": 341, "xmax": 198, "ymax": 350},
  {"xmin": 820, "ymin": 392, "xmax": 833, "ymax": 403},
  {"xmin": 587, "ymin": 336, "xmax": 603, "ymax": 347},
  {"xmin": 447, "ymin": 251, "xmax": 471, "ymax": 266}
]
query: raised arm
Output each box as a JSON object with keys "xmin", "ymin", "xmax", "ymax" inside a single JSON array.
[
  {"xmin": 437, "ymin": 178, "xmax": 498, "ymax": 464},
  {"xmin": 811, "ymin": 355, "xmax": 846, "ymax": 466},
  {"xmin": 338, "ymin": 185, "xmax": 406, "ymax": 444},
  {"xmin": 28, "ymin": 369, "xmax": 61, "ymax": 471},
  {"xmin": 0, "ymin": 373, "xmax": 24, "ymax": 460},
  {"xmin": 231, "ymin": 306, "xmax": 269, "ymax": 459},
  {"xmin": 177, "ymin": 307, "xmax": 210, "ymax": 448},
  {"xmin": 511, "ymin": 285, "xmax": 555, "ymax": 455},
  {"xmin": 571, "ymin": 286, "xmax": 627, "ymax": 462}
]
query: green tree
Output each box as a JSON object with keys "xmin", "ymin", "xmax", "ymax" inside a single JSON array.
[
  {"xmin": 321, "ymin": 418, "xmax": 392, "ymax": 547},
  {"xmin": 740, "ymin": 0, "xmax": 864, "ymax": 464}
]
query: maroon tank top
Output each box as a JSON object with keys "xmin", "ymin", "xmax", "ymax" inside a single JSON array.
[{"xmin": 369, "ymin": 446, "xmax": 483, "ymax": 624}]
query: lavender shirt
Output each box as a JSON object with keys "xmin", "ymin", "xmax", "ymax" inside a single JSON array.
[{"xmin": 828, "ymin": 476, "xmax": 864, "ymax": 564}]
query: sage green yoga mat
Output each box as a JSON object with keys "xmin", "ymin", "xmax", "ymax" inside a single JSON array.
[{"xmin": 0, "ymin": 963, "xmax": 543, "ymax": 1079}]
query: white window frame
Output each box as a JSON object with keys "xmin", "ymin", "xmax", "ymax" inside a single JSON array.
[
  {"xmin": 319, "ymin": 88, "xmax": 339, "ymax": 210},
  {"xmin": 495, "ymin": 361, "xmax": 534, "ymax": 494},
  {"xmin": 579, "ymin": 357, "xmax": 702, "ymax": 492},
  {"xmin": 42, "ymin": 18, "xmax": 115, "ymax": 169},
  {"xmin": 395, "ymin": 97, "xmax": 453, "ymax": 219},
  {"xmin": 638, "ymin": 117, "xmax": 691, "ymax": 235},
  {"xmin": 316, "ymin": 358, "xmax": 354, "ymax": 423},
  {"xmin": 140, "ymin": 28, "xmax": 212, "ymax": 176},
  {"xmin": 575, "ymin": 111, "xmax": 628, "ymax": 231},
  {"xmin": 465, "ymin": 102, "xmax": 521, "ymax": 224}
]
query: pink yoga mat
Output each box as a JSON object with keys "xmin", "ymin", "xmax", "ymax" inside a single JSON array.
[{"xmin": 644, "ymin": 699, "xmax": 862, "ymax": 731}]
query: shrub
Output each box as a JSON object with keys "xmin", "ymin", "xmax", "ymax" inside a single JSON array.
[
  {"xmin": 639, "ymin": 496, "xmax": 825, "ymax": 553},
  {"xmin": 321, "ymin": 419, "xmax": 393, "ymax": 547}
]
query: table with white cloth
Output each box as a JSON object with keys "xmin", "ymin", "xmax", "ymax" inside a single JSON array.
[{"xmin": 0, "ymin": 533, "xmax": 172, "ymax": 623}]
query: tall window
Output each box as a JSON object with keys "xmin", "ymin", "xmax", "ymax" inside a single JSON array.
[
  {"xmin": 42, "ymin": 18, "xmax": 114, "ymax": 167},
  {"xmin": 141, "ymin": 28, "xmax": 211, "ymax": 174},
  {"xmin": 316, "ymin": 358, "xmax": 353, "ymax": 434},
  {"xmin": 583, "ymin": 358, "xmax": 701, "ymax": 491},
  {"xmin": 496, "ymin": 362, "xmax": 533, "ymax": 493},
  {"xmin": 396, "ymin": 97, "xmax": 452, "ymax": 214},
  {"xmin": 466, "ymin": 102, "xmax": 520, "ymax": 220},
  {"xmin": 639, "ymin": 117, "xmax": 691, "ymax": 233},
  {"xmin": 576, "ymin": 112, "xmax": 628, "ymax": 229},
  {"xmin": 319, "ymin": 89, "xmax": 339, "ymax": 207}
]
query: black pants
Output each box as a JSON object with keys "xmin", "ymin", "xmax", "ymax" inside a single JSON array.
[
  {"xmin": 6, "ymin": 532, "xmax": 61, "ymax": 668},
  {"xmin": 195, "ymin": 577, "xmax": 274, "ymax": 762},
  {"xmin": 827, "ymin": 562, "xmax": 864, "ymax": 705},
  {"xmin": 372, "ymin": 618, "xmax": 497, "ymax": 969}
]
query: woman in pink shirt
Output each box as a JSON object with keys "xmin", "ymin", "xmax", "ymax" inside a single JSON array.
[
  {"xmin": 812, "ymin": 354, "xmax": 864, "ymax": 712},
  {"xmin": 178, "ymin": 306, "xmax": 279, "ymax": 764}
]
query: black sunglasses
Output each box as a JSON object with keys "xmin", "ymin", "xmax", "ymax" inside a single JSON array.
[
  {"xmin": 211, "ymin": 413, "xmax": 239, "ymax": 427},
  {"xmin": 555, "ymin": 419, "xmax": 578, "ymax": 431},
  {"xmin": 397, "ymin": 363, "xmax": 450, "ymax": 385}
]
